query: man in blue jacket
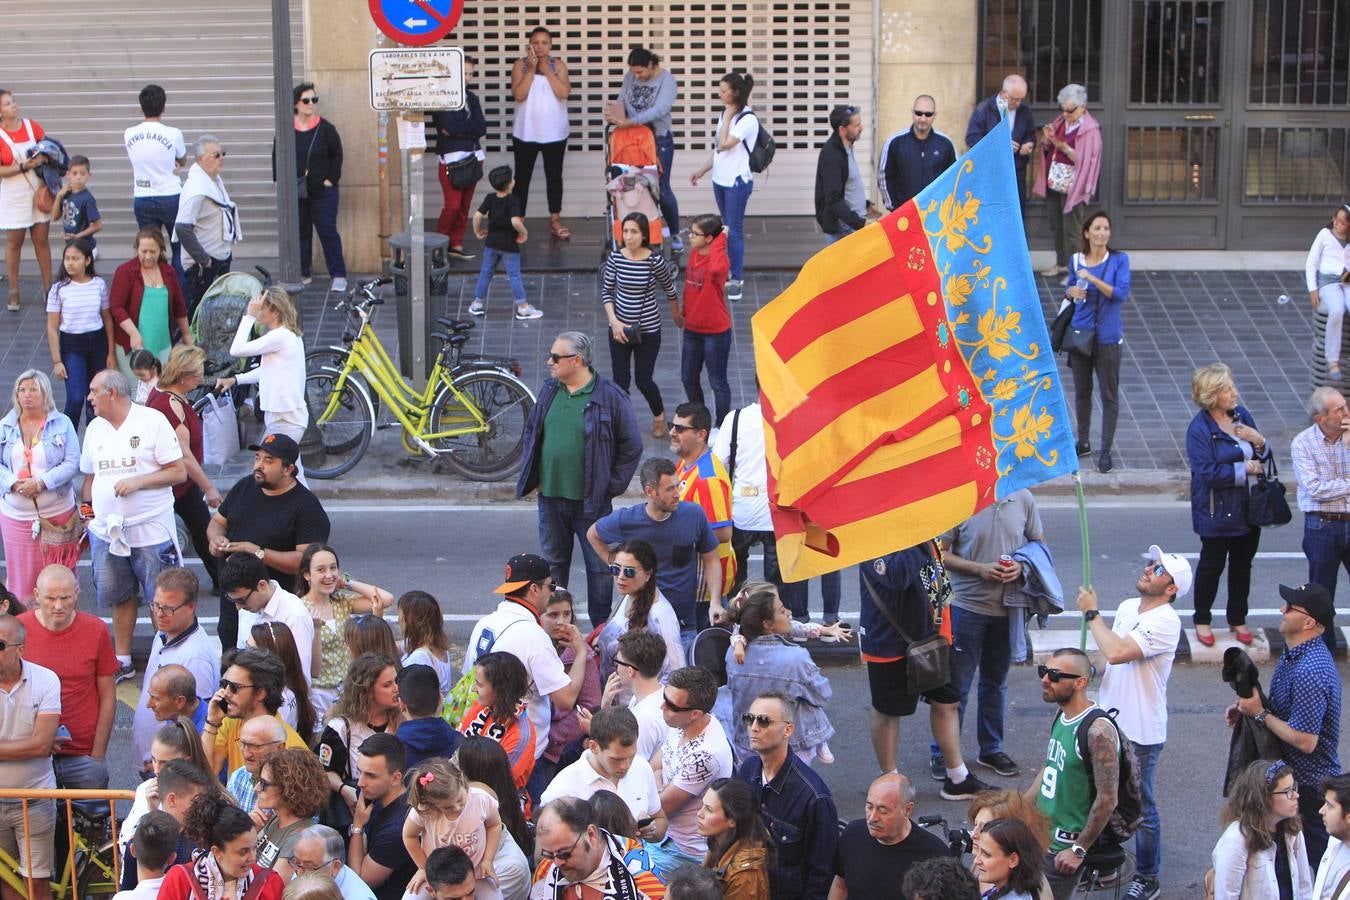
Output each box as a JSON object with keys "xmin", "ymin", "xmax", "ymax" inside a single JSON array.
[
  {"xmin": 878, "ymin": 95, "xmax": 957, "ymax": 210},
  {"xmin": 965, "ymin": 74, "xmax": 1037, "ymax": 203},
  {"xmin": 517, "ymin": 330, "xmax": 644, "ymax": 628}
]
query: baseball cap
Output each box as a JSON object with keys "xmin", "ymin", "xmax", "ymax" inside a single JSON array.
[
  {"xmin": 248, "ymin": 433, "xmax": 300, "ymax": 466},
  {"xmin": 1279, "ymin": 583, "xmax": 1335, "ymax": 629},
  {"xmin": 494, "ymin": 553, "xmax": 551, "ymax": 594},
  {"xmin": 1148, "ymin": 544, "xmax": 1193, "ymax": 598}
]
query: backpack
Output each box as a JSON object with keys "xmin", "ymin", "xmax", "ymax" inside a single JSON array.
[
  {"xmin": 1074, "ymin": 707, "xmax": 1144, "ymax": 846},
  {"xmin": 734, "ymin": 111, "xmax": 776, "ymax": 173}
]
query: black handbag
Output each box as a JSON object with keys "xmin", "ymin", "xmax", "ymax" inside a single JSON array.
[
  {"xmin": 1248, "ymin": 456, "xmax": 1292, "ymax": 528},
  {"xmin": 1049, "ymin": 298, "xmax": 1074, "ymax": 353},
  {"xmin": 447, "ymin": 156, "xmax": 483, "ymax": 190},
  {"xmin": 1062, "ymin": 323, "xmax": 1097, "ymax": 358},
  {"xmin": 296, "ymin": 128, "xmax": 316, "ymax": 201},
  {"xmin": 862, "ymin": 577, "xmax": 951, "ymax": 693}
]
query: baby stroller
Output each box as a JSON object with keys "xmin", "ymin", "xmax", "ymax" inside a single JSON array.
[
  {"xmin": 189, "ymin": 267, "xmax": 268, "ymax": 453},
  {"xmin": 604, "ymin": 124, "xmax": 665, "ymax": 255}
]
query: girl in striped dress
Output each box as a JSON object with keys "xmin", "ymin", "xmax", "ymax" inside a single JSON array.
[{"xmin": 602, "ymin": 212, "xmax": 679, "ymax": 437}]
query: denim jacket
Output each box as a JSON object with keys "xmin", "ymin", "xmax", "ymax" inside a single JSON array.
[
  {"xmin": 737, "ymin": 754, "xmax": 838, "ymax": 900},
  {"xmin": 724, "ymin": 635, "xmax": 834, "ymax": 760},
  {"xmin": 0, "ymin": 408, "xmax": 81, "ymax": 496},
  {"xmin": 516, "ymin": 371, "xmax": 644, "ymax": 521}
]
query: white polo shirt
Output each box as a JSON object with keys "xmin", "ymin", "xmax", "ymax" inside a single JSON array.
[
  {"xmin": 236, "ymin": 583, "xmax": 315, "ymax": 684},
  {"xmin": 133, "ymin": 620, "xmax": 222, "ymax": 764},
  {"xmin": 80, "ymin": 404, "xmax": 183, "ymax": 549},
  {"xmin": 628, "ymin": 689, "xmax": 670, "ymax": 762},
  {"xmin": 539, "ymin": 750, "xmax": 661, "ymax": 822},
  {"xmin": 0, "ymin": 659, "xmax": 61, "ymax": 790}
]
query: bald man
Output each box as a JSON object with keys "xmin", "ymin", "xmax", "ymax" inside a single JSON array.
[
  {"xmin": 828, "ymin": 774, "xmax": 949, "ymax": 899},
  {"xmin": 18, "ymin": 565, "xmax": 117, "ymax": 791},
  {"xmin": 144, "ymin": 664, "xmax": 209, "ymax": 735},
  {"xmin": 965, "ymin": 73, "xmax": 1037, "ymax": 202},
  {"xmin": 227, "ymin": 715, "xmax": 288, "ymax": 817}
]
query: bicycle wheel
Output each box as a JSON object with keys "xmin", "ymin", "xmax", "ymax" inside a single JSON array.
[
  {"xmin": 429, "ymin": 370, "xmax": 534, "ymax": 481},
  {"xmin": 306, "ymin": 349, "xmax": 384, "ymax": 419},
  {"xmin": 74, "ymin": 843, "xmax": 118, "ymax": 899},
  {"xmin": 303, "ymin": 367, "xmax": 374, "ymax": 478}
]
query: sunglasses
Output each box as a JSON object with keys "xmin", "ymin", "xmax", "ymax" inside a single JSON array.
[
  {"xmin": 539, "ymin": 831, "xmax": 584, "ymax": 861},
  {"xmin": 668, "ymin": 423, "xmax": 694, "ymax": 434},
  {"xmin": 741, "ymin": 713, "xmax": 781, "ymax": 728},
  {"xmin": 608, "ymin": 564, "xmax": 640, "ymax": 578},
  {"xmin": 1148, "ymin": 563, "xmax": 1166, "ymax": 577},
  {"xmin": 662, "ymin": 693, "xmax": 699, "ymax": 713},
  {"xmin": 913, "ymin": 110, "xmax": 935, "ymax": 117},
  {"xmin": 219, "ymin": 677, "xmax": 254, "ymax": 693},
  {"xmin": 1036, "ymin": 665, "xmax": 1083, "ymax": 683},
  {"xmin": 548, "ymin": 352, "xmax": 578, "ymax": 363},
  {"xmin": 299, "ymin": 96, "xmax": 320, "ymax": 105},
  {"xmin": 0, "ymin": 640, "xmax": 22, "ymax": 652},
  {"xmin": 208, "ymin": 150, "xmax": 226, "ymax": 159}
]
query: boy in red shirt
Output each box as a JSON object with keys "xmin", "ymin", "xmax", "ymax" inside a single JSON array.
[{"xmin": 679, "ymin": 214, "xmax": 732, "ymax": 425}]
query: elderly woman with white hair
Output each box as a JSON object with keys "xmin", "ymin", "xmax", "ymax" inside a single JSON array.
[
  {"xmin": 175, "ymin": 133, "xmax": 241, "ymax": 316},
  {"xmin": 0, "ymin": 369, "xmax": 81, "ymax": 601},
  {"xmin": 1032, "ymin": 83, "xmax": 1102, "ymax": 279}
]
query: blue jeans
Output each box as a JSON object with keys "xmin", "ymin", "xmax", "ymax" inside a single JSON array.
[
  {"xmin": 780, "ymin": 570, "xmax": 840, "ymax": 622},
  {"xmin": 931, "ymin": 606, "xmax": 1012, "ymax": 760},
  {"xmin": 298, "ymin": 184, "xmax": 347, "ymax": 278},
  {"xmin": 133, "ymin": 195, "xmax": 184, "ymax": 287},
  {"xmin": 1131, "ymin": 740, "xmax": 1163, "ymax": 878},
  {"xmin": 655, "ymin": 132, "xmax": 681, "ymax": 231},
  {"xmin": 475, "ymin": 247, "xmax": 526, "ymax": 304},
  {"xmin": 712, "ymin": 177, "xmax": 753, "ymax": 279},
  {"xmin": 1302, "ymin": 513, "xmax": 1347, "ymax": 655},
  {"xmin": 89, "ymin": 533, "xmax": 180, "ymax": 608},
  {"xmin": 537, "ymin": 495, "xmax": 614, "ymax": 627},
  {"xmin": 58, "ymin": 329, "xmax": 108, "ymax": 428},
  {"xmin": 824, "ymin": 225, "xmax": 856, "ymax": 245},
  {"xmin": 681, "ymin": 329, "xmax": 732, "ymax": 425}
]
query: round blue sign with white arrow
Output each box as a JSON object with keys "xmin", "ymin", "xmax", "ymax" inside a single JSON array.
[{"xmin": 368, "ymin": 0, "xmax": 463, "ymax": 46}]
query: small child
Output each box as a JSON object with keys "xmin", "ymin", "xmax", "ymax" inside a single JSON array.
[
  {"xmin": 399, "ymin": 590, "xmax": 459, "ymax": 698},
  {"xmin": 397, "ymin": 663, "xmax": 463, "ymax": 770},
  {"xmin": 469, "ymin": 165, "xmax": 542, "ymax": 321},
  {"xmin": 54, "ymin": 155, "xmax": 102, "ymax": 254},
  {"xmin": 539, "ymin": 588, "xmax": 601, "ymax": 780},
  {"xmin": 127, "ymin": 348, "xmax": 161, "ymax": 404},
  {"xmin": 402, "ymin": 757, "xmax": 501, "ymax": 899}
]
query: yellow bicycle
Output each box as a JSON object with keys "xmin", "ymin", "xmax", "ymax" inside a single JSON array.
[
  {"xmin": 0, "ymin": 793, "xmax": 127, "ymax": 899},
  {"xmin": 303, "ymin": 277, "xmax": 536, "ymax": 480}
]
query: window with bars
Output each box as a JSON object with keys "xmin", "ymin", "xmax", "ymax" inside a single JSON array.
[
  {"xmin": 1245, "ymin": 127, "xmax": 1350, "ymax": 201},
  {"xmin": 979, "ymin": 0, "xmax": 1103, "ymax": 103},
  {"xmin": 1128, "ymin": 1, "xmax": 1225, "ymax": 105},
  {"xmin": 1124, "ymin": 125, "xmax": 1221, "ymax": 201},
  {"xmin": 1249, "ymin": 0, "xmax": 1349, "ymax": 105},
  {"xmin": 445, "ymin": 1, "xmax": 865, "ymax": 155}
]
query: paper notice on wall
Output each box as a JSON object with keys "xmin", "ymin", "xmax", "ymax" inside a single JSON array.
[{"xmin": 396, "ymin": 115, "xmax": 427, "ymax": 152}]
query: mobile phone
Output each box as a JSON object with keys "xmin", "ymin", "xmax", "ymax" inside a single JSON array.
[
  {"xmin": 55, "ymin": 725, "xmax": 72, "ymax": 742},
  {"xmin": 636, "ymin": 817, "xmax": 654, "ymax": 829},
  {"xmin": 216, "ymin": 696, "xmax": 230, "ymax": 713}
]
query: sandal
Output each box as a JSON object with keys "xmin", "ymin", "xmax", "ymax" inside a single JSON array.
[
  {"xmin": 5, "ymin": 297, "xmax": 18, "ymax": 313},
  {"xmin": 549, "ymin": 219, "xmax": 572, "ymax": 241}
]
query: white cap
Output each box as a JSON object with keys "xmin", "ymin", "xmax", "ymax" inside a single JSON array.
[{"xmin": 1148, "ymin": 544, "xmax": 1192, "ymax": 598}]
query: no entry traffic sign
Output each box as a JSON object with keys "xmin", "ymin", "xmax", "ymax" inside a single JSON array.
[{"xmin": 368, "ymin": 0, "xmax": 464, "ymax": 45}]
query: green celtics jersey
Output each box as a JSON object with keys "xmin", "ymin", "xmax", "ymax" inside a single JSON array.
[{"xmin": 1036, "ymin": 705, "xmax": 1115, "ymax": 851}]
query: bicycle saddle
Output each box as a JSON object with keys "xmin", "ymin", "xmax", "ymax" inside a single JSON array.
[
  {"xmin": 430, "ymin": 332, "xmax": 471, "ymax": 346},
  {"xmin": 435, "ymin": 316, "xmax": 475, "ymax": 332}
]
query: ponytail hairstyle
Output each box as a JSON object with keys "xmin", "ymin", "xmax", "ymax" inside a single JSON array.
[
  {"xmin": 127, "ymin": 348, "xmax": 162, "ymax": 377},
  {"xmin": 720, "ymin": 72, "xmax": 755, "ymax": 108},
  {"xmin": 249, "ymin": 620, "xmax": 316, "ymax": 739},
  {"xmin": 614, "ymin": 539, "xmax": 659, "ymax": 630},
  {"xmin": 405, "ymin": 757, "xmax": 469, "ymax": 813},
  {"xmin": 727, "ymin": 581, "xmax": 780, "ymax": 640},
  {"xmin": 152, "ymin": 716, "xmax": 213, "ymax": 778},
  {"xmin": 58, "ymin": 237, "xmax": 96, "ymax": 286}
]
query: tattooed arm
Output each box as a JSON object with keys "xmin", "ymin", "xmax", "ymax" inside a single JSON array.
[{"xmin": 1052, "ymin": 718, "xmax": 1120, "ymax": 874}]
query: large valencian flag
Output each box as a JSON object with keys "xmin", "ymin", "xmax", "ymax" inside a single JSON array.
[{"xmin": 752, "ymin": 118, "xmax": 1077, "ymax": 581}]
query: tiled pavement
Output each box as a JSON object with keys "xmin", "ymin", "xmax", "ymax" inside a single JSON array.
[{"xmin": 0, "ymin": 225, "xmax": 1315, "ymax": 480}]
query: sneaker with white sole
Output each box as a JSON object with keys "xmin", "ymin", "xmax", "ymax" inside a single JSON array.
[
  {"xmin": 468, "ymin": 299, "xmax": 486, "ymax": 316},
  {"xmin": 515, "ymin": 303, "xmax": 544, "ymax": 320},
  {"xmin": 940, "ymin": 772, "xmax": 994, "ymax": 800},
  {"xmin": 1122, "ymin": 877, "xmax": 1160, "ymax": 900},
  {"xmin": 331, "ymin": 277, "xmax": 348, "ymax": 292},
  {"xmin": 725, "ymin": 279, "xmax": 744, "ymax": 302},
  {"xmin": 114, "ymin": 662, "xmax": 136, "ymax": 684}
]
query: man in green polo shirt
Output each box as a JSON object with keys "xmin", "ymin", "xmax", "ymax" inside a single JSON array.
[{"xmin": 517, "ymin": 331, "xmax": 644, "ymax": 628}]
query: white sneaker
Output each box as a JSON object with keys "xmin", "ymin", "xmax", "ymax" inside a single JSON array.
[
  {"xmin": 725, "ymin": 279, "xmax": 744, "ymax": 302},
  {"xmin": 331, "ymin": 277, "xmax": 348, "ymax": 292},
  {"xmin": 514, "ymin": 303, "xmax": 544, "ymax": 320},
  {"xmin": 468, "ymin": 299, "xmax": 486, "ymax": 316},
  {"xmin": 300, "ymin": 275, "xmax": 313, "ymax": 286}
]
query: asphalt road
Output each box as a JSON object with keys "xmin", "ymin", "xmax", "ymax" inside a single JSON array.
[{"xmin": 11, "ymin": 497, "xmax": 1346, "ymax": 900}]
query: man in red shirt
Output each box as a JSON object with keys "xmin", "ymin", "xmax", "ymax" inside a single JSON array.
[{"xmin": 18, "ymin": 564, "xmax": 118, "ymax": 790}]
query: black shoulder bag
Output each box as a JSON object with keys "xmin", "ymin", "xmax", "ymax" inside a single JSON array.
[
  {"xmin": 861, "ymin": 561, "xmax": 951, "ymax": 693},
  {"xmin": 1248, "ymin": 455, "xmax": 1292, "ymax": 528}
]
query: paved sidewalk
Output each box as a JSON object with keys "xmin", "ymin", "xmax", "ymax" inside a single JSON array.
[{"xmin": 0, "ymin": 243, "xmax": 1315, "ymax": 495}]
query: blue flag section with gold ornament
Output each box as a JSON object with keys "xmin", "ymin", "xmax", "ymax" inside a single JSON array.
[{"xmin": 752, "ymin": 118, "xmax": 1078, "ymax": 581}]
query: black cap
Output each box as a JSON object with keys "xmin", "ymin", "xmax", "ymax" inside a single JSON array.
[
  {"xmin": 248, "ymin": 433, "xmax": 300, "ymax": 466},
  {"xmin": 494, "ymin": 553, "xmax": 551, "ymax": 594},
  {"xmin": 1279, "ymin": 583, "xmax": 1335, "ymax": 629}
]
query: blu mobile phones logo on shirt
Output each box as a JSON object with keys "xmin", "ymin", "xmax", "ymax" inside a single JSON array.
[{"xmin": 98, "ymin": 457, "xmax": 137, "ymax": 470}]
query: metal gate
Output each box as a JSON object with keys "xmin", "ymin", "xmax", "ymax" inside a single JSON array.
[{"xmin": 980, "ymin": 0, "xmax": 1349, "ymax": 250}]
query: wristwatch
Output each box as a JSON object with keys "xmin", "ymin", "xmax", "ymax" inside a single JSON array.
[
  {"xmin": 349, "ymin": 826, "xmax": 363, "ymax": 836},
  {"xmin": 1070, "ymin": 844, "xmax": 1087, "ymax": 859},
  {"xmin": 1084, "ymin": 609, "xmax": 1100, "ymax": 622},
  {"xmin": 1254, "ymin": 710, "xmax": 1269, "ymax": 725},
  {"xmin": 253, "ymin": 547, "xmax": 266, "ymax": 561}
]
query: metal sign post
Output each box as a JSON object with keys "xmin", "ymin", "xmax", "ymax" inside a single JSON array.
[
  {"xmin": 375, "ymin": 49, "xmax": 463, "ymax": 386},
  {"xmin": 272, "ymin": 0, "xmax": 303, "ymax": 291}
]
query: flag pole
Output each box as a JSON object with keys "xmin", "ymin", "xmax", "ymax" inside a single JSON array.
[{"xmin": 1075, "ymin": 472, "xmax": 1091, "ymax": 650}]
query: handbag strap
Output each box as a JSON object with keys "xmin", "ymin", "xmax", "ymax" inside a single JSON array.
[
  {"xmin": 862, "ymin": 576, "xmax": 921, "ymax": 646},
  {"xmin": 727, "ymin": 409, "xmax": 741, "ymax": 488},
  {"xmin": 300, "ymin": 125, "xmax": 317, "ymax": 177},
  {"xmin": 1332, "ymin": 867, "xmax": 1350, "ymax": 900}
]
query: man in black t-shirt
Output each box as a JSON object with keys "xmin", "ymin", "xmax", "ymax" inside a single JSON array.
[
  {"xmin": 349, "ymin": 733, "xmax": 417, "ymax": 900},
  {"xmin": 830, "ymin": 773, "xmax": 950, "ymax": 900},
  {"xmin": 205, "ymin": 434, "xmax": 330, "ymax": 648}
]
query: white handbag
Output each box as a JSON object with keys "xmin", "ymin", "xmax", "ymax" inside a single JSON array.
[{"xmin": 201, "ymin": 393, "xmax": 239, "ymax": 467}]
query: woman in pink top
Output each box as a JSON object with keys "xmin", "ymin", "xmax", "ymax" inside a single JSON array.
[{"xmin": 1032, "ymin": 83, "xmax": 1102, "ymax": 279}]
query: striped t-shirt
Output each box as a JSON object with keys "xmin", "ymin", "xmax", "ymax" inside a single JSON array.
[
  {"xmin": 46, "ymin": 277, "xmax": 109, "ymax": 335},
  {"xmin": 601, "ymin": 249, "xmax": 677, "ymax": 334}
]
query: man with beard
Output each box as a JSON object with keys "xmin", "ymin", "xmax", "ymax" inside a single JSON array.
[
  {"xmin": 200, "ymin": 646, "xmax": 308, "ymax": 779},
  {"xmin": 206, "ymin": 433, "xmax": 329, "ymax": 649}
]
